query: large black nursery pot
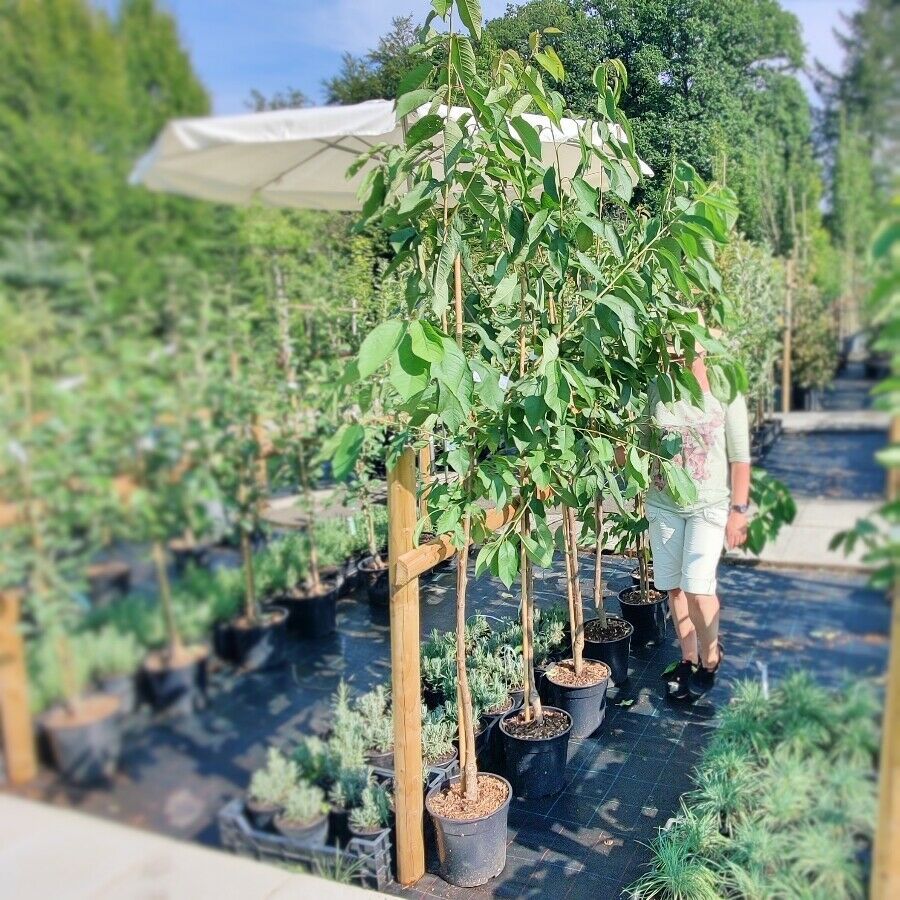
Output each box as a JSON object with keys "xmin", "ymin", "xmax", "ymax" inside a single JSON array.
[
  {"xmin": 499, "ymin": 706, "xmax": 572, "ymax": 799},
  {"xmin": 544, "ymin": 660, "xmax": 610, "ymax": 739},
  {"xmin": 40, "ymin": 693, "xmax": 122, "ymax": 785},
  {"xmin": 142, "ymin": 646, "xmax": 208, "ymax": 715},
  {"xmin": 230, "ymin": 606, "xmax": 288, "ymax": 671},
  {"xmin": 364, "ymin": 747, "xmax": 395, "ymax": 770},
  {"xmin": 358, "ymin": 553, "xmax": 389, "ymax": 605},
  {"xmin": 478, "ymin": 695, "xmax": 522, "ymax": 775},
  {"xmin": 583, "ymin": 616, "xmax": 633, "ymax": 685},
  {"xmin": 281, "ymin": 567, "xmax": 342, "ymax": 638},
  {"xmin": 618, "ymin": 588, "xmax": 668, "ymax": 646},
  {"xmin": 328, "ymin": 806, "xmax": 351, "ymax": 847},
  {"xmin": 274, "ymin": 812, "xmax": 329, "ymax": 847},
  {"xmin": 426, "ymin": 774, "xmax": 512, "ymax": 888}
]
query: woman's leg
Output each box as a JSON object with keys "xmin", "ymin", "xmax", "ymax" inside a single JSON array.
[
  {"xmin": 667, "ymin": 588, "xmax": 699, "ymax": 664},
  {"xmin": 681, "ymin": 504, "xmax": 728, "ymax": 670}
]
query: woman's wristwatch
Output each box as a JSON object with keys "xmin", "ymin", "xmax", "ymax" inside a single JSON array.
[{"xmin": 731, "ymin": 503, "xmax": 750, "ymax": 514}]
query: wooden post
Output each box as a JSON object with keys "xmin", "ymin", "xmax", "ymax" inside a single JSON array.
[
  {"xmin": 781, "ymin": 257, "xmax": 794, "ymax": 414},
  {"xmin": 0, "ymin": 590, "xmax": 37, "ymax": 784},
  {"xmin": 872, "ymin": 414, "xmax": 900, "ymax": 899},
  {"xmin": 387, "ymin": 447, "xmax": 425, "ymax": 886}
]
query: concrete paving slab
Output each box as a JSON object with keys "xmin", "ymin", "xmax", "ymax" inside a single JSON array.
[
  {"xmin": 774, "ymin": 409, "xmax": 889, "ymax": 432},
  {"xmin": 0, "ymin": 794, "xmax": 386, "ymax": 900}
]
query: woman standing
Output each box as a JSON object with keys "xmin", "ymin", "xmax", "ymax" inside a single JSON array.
[{"xmin": 646, "ymin": 347, "xmax": 751, "ymax": 701}]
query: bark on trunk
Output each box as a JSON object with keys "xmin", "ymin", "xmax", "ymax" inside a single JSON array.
[
  {"xmin": 456, "ymin": 513, "xmax": 479, "ymax": 802},
  {"xmin": 565, "ymin": 507, "xmax": 585, "ymax": 677},
  {"xmin": 240, "ymin": 530, "xmax": 258, "ymax": 623},
  {"xmin": 594, "ymin": 495, "xmax": 606, "ymax": 628}
]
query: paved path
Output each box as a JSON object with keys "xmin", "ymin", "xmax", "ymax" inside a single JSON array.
[{"xmin": 0, "ymin": 793, "xmax": 387, "ymax": 900}]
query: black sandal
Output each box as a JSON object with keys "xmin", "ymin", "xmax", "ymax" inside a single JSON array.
[
  {"xmin": 662, "ymin": 659, "xmax": 696, "ymax": 701},
  {"xmin": 693, "ymin": 644, "xmax": 724, "ymax": 694}
]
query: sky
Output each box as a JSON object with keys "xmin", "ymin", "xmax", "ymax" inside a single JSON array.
[{"xmin": 110, "ymin": 0, "xmax": 864, "ymax": 115}]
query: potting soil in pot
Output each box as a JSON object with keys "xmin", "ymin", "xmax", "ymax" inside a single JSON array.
[
  {"xmin": 546, "ymin": 659, "xmax": 609, "ymax": 688},
  {"xmin": 501, "ymin": 708, "xmax": 570, "ymax": 740},
  {"xmin": 584, "ymin": 617, "xmax": 632, "ymax": 641},
  {"xmin": 427, "ymin": 773, "xmax": 510, "ymax": 820},
  {"xmin": 620, "ymin": 586, "xmax": 666, "ymax": 605}
]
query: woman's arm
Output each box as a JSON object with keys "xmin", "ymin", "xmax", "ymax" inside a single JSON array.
[{"xmin": 724, "ymin": 394, "xmax": 751, "ymax": 549}]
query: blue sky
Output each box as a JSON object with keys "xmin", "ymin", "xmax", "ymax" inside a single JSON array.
[{"xmin": 108, "ymin": 0, "xmax": 863, "ymax": 114}]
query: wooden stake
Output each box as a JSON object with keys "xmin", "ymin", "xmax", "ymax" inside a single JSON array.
[
  {"xmin": 387, "ymin": 448, "xmax": 425, "ymax": 886},
  {"xmin": 872, "ymin": 414, "xmax": 900, "ymax": 900},
  {"xmin": 0, "ymin": 590, "xmax": 37, "ymax": 783},
  {"xmin": 781, "ymin": 257, "xmax": 794, "ymax": 414}
]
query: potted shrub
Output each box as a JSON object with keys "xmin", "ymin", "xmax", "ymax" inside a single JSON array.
[
  {"xmin": 613, "ymin": 495, "xmax": 669, "ymax": 646},
  {"xmin": 246, "ymin": 747, "xmax": 298, "ymax": 831},
  {"xmin": 84, "ymin": 626, "xmax": 142, "ymax": 715},
  {"xmin": 349, "ymin": 781, "xmax": 393, "ymax": 840},
  {"xmin": 326, "ymin": 764, "xmax": 371, "ymax": 847},
  {"xmin": 209, "ymin": 377, "xmax": 288, "ymax": 669},
  {"xmin": 274, "ymin": 781, "xmax": 330, "ymax": 846},
  {"xmin": 542, "ymin": 504, "xmax": 611, "ymax": 738},
  {"xmin": 582, "ymin": 495, "xmax": 633, "ymax": 684},
  {"xmin": 422, "ymin": 704, "xmax": 458, "ymax": 772},
  {"xmin": 357, "ymin": 685, "xmax": 395, "ymax": 770}
]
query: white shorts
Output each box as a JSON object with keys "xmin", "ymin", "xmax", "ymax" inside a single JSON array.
[{"xmin": 646, "ymin": 502, "xmax": 729, "ymax": 595}]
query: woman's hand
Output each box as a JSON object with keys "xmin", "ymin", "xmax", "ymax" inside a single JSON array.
[{"xmin": 726, "ymin": 510, "xmax": 749, "ymax": 549}]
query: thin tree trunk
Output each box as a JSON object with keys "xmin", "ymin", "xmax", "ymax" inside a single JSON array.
[
  {"xmin": 520, "ymin": 507, "xmax": 543, "ymax": 725},
  {"xmin": 594, "ymin": 495, "xmax": 606, "ymax": 629},
  {"xmin": 565, "ymin": 507, "xmax": 585, "ymax": 676},
  {"xmin": 240, "ymin": 530, "xmax": 258, "ymax": 623},
  {"xmin": 456, "ymin": 513, "xmax": 479, "ymax": 801},
  {"xmin": 153, "ymin": 540, "xmax": 183, "ymax": 657}
]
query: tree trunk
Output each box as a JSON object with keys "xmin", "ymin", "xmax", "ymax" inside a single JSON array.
[
  {"xmin": 594, "ymin": 495, "xmax": 606, "ymax": 629},
  {"xmin": 240, "ymin": 530, "xmax": 258, "ymax": 624},
  {"xmin": 152, "ymin": 540, "xmax": 183, "ymax": 658},
  {"xmin": 564, "ymin": 507, "xmax": 585, "ymax": 676},
  {"xmin": 520, "ymin": 507, "xmax": 544, "ymax": 725},
  {"xmin": 456, "ymin": 513, "xmax": 479, "ymax": 802}
]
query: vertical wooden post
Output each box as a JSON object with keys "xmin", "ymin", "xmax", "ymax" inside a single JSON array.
[
  {"xmin": 781, "ymin": 257, "xmax": 794, "ymax": 414},
  {"xmin": 0, "ymin": 590, "xmax": 37, "ymax": 784},
  {"xmin": 387, "ymin": 447, "xmax": 425, "ymax": 886},
  {"xmin": 872, "ymin": 414, "xmax": 900, "ymax": 900}
]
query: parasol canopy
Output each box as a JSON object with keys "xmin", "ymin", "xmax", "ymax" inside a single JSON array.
[{"xmin": 130, "ymin": 98, "xmax": 652, "ymax": 211}]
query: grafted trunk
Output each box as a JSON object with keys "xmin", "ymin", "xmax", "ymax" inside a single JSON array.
[
  {"xmin": 594, "ymin": 495, "xmax": 606, "ymax": 628},
  {"xmin": 520, "ymin": 507, "xmax": 543, "ymax": 725},
  {"xmin": 152, "ymin": 540, "xmax": 183, "ymax": 657},
  {"xmin": 456, "ymin": 513, "xmax": 478, "ymax": 801}
]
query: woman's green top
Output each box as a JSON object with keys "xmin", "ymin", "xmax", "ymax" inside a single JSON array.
[{"xmin": 646, "ymin": 391, "xmax": 751, "ymax": 513}]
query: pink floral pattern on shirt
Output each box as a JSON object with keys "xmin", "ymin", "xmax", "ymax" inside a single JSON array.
[{"xmin": 652, "ymin": 407, "xmax": 725, "ymax": 492}]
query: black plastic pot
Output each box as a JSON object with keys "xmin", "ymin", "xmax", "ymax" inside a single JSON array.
[
  {"xmin": 281, "ymin": 571, "xmax": 341, "ymax": 638},
  {"xmin": 349, "ymin": 823, "xmax": 391, "ymax": 842},
  {"xmin": 422, "ymin": 682, "xmax": 444, "ymax": 710},
  {"xmin": 426, "ymin": 746, "xmax": 459, "ymax": 777},
  {"xmin": 274, "ymin": 812, "xmax": 329, "ymax": 846},
  {"xmin": 40, "ymin": 694, "xmax": 122, "ymax": 785},
  {"xmin": 364, "ymin": 747, "xmax": 394, "ymax": 770},
  {"xmin": 328, "ymin": 806, "xmax": 351, "ymax": 846},
  {"xmin": 358, "ymin": 554, "xmax": 389, "ymax": 605},
  {"xmin": 229, "ymin": 607, "xmax": 288, "ymax": 671},
  {"xmin": 583, "ymin": 616, "xmax": 633, "ymax": 685},
  {"xmin": 213, "ymin": 619, "xmax": 236, "ymax": 664},
  {"xmin": 618, "ymin": 588, "xmax": 668, "ymax": 646},
  {"xmin": 245, "ymin": 797, "xmax": 281, "ymax": 831},
  {"xmin": 426, "ymin": 774, "xmax": 512, "ymax": 888},
  {"xmin": 86, "ymin": 562, "xmax": 131, "ymax": 607},
  {"xmin": 499, "ymin": 706, "xmax": 572, "ymax": 799},
  {"xmin": 142, "ymin": 649, "xmax": 208, "ymax": 715},
  {"xmin": 478, "ymin": 697, "xmax": 520, "ymax": 775},
  {"xmin": 630, "ymin": 566, "xmax": 655, "ymax": 588},
  {"xmin": 97, "ymin": 673, "xmax": 137, "ymax": 716},
  {"xmin": 544, "ymin": 661, "xmax": 610, "ymax": 739}
]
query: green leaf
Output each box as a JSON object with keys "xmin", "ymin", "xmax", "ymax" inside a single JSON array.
[
  {"xmin": 510, "ymin": 116, "xmax": 542, "ymax": 158},
  {"xmin": 496, "ymin": 539, "xmax": 519, "ymax": 588},
  {"xmin": 662, "ymin": 461, "xmax": 698, "ymax": 506},
  {"xmin": 450, "ymin": 34, "xmax": 478, "ymax": 87},
  {"xmin": 571, "ymin": 177, "xmax": 598, "ymax": 215},
  {"xmin": 359, "ymin": 320, "xmax": 406, "ymax": 378},
  {"xmin": 535, "ymin": 47, "xmax": 564, "ymax": 82},
  {"xmin": 390, "ymin": 336, "xmax": 430, "ymax": 400},
  {"xmin": 397, "ymin": 62, "xmax": 433, "ymax": 96},
  {"xmin": 406, "ymin": 113, "xmax": 443, "ymax": 147},
  {"xmin": 409, "ymin": 320, "xmax": 445, "ymax": 363},
  {"xmin": 396, "ymin": 88, "xmax": 435, "ymax": 120},
  {"xmin": 455, "ymin": 0, "xmax": 482, "ymax": 39},
  {"xmin": 330, "ymin": 424, "xmax": 365, "ymax": 481}
]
